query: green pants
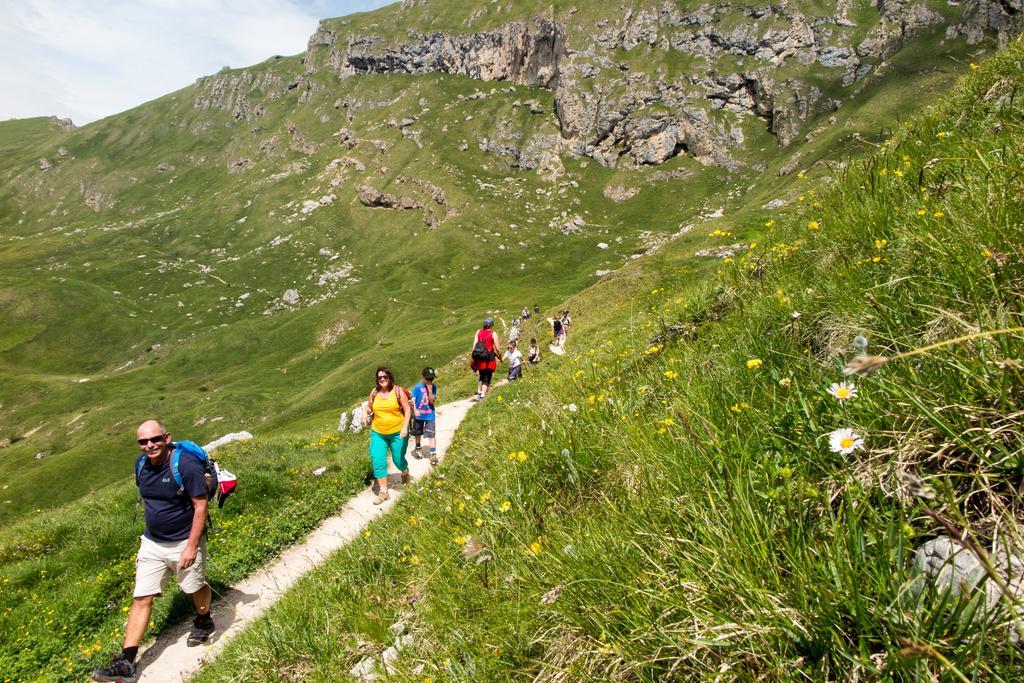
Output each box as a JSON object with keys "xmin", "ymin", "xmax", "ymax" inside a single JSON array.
[{"xmin": 369, "ymin": 429, "xmax": 409, "ymax": 479}]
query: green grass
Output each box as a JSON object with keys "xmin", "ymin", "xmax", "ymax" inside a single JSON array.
[
  {"xmin": 0, "ymin": 0, "xmax": 991, "ymax": 525},
  {"xmin": 193, "ymin": 40, "xmax": 1024, "ymax": 682},
  {"xmin": 0, "ymin": 2, "xmax": 1014, "ymax": 679}
]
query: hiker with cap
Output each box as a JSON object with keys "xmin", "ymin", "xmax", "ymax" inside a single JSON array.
[
  {"xmin": 365, "ymin": 366, "xmax": 412, "ymax": 505},
  {"xmin": 470, "ymin": 317, "xmax": 501, "ymax": 400},
  {"xmin": 410, "ymin": 367, "xmax": 439, "ymax": 466},
  {"xmin": 93, "ymin": 420, "xmax": 215, "ymax": 682}
]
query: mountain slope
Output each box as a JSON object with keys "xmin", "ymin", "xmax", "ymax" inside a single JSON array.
[
  {"xmin": 195, "ymin": 36, "xmax": 1024, "ymax": 681},
  {"xmin": 1, "ymin": 0, "xmax": 1015, "ymax": 521}
]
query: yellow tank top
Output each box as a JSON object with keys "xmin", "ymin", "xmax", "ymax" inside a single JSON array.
[{"xmin": 371, "ymin": 389, "xmax": 405, "ymax": 434}]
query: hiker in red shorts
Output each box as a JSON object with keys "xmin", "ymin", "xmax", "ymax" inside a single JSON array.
[{"xmin": 469, "ymin": 317, "xmax": 502, "ymax": 400}]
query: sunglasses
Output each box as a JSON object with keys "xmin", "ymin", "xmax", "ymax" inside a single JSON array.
[
  {"xmin": 376, "ymin": 375, "xmax": 389, "ymax": 380},
  {"xmin": 137, "ymin": 434, "xmax": 167, "ymax": 446}
]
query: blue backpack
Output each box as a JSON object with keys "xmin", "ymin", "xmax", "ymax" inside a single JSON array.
[{"xmin": 135, "ymin": 440, "xmax": 218, "ymax": 501}]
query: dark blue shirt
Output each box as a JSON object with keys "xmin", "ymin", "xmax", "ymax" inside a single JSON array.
[{"xmin": 137, "ymin": 450, "xmax": 209, "ymax": 542}]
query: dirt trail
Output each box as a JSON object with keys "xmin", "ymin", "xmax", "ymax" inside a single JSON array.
[{"xmin": 135, "ymin": 395, "xmax": 478, "ymax": 682}]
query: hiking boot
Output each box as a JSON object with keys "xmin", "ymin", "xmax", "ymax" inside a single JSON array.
[
  {"xmin": 187, "ymin": 614, "xmax": 215, "ymax": 647},
  {"xmin": 430, "ymin": 454, "xmax": 439, "ymax": 466},
  {"xmin": 373, "ymin": 491, "xmax": 390, "ymax": 505},
  {"xmin": 92, "ymin": 655, "xmax": 136, "ymax": 682},
  {"xmin": 412, "ymin": 445, "xmax": 423, "ymax": 459},
  {"xmin": 401, "ymin": 471, "xmax": 411, "ymax": 485}
]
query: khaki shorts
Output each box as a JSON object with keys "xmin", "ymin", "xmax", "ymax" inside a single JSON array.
[{"xmin": 133, "ymin": 535, "xmax": 208, "ymax": 597}]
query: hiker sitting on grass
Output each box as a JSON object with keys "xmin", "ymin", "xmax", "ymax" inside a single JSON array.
[
  {"xmin": 528, "ymin": 338, "xmax": 541, "ymax": 366},
  {"xmin": 93, "ymin": 420, "xmax": 215, "ymax": 683},
  {"xmin": 365, "ymin": 366, "xmax": 411, "ymax": 505}
]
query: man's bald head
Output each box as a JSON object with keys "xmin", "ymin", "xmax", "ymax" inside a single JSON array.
[{"xmin": 137, "ymin": 419, "xmax": 166, "ymax": 438}]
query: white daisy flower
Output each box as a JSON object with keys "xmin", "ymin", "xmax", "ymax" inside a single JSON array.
[
  {"xmin": 829, "ymin": 428, "xmax": 865, "ymax": 454},
  {"xmin": 827, "ymin": 381, "xmax": 858, "ymax": 401}
]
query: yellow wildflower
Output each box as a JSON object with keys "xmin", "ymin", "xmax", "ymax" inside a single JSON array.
[
  {"xmin": 664, "ymin": 370, "xmax": 679, "ymax": 380},
  {"xmin": 746, "ymin": 358, "xmax": 763, "ymax": 370}
]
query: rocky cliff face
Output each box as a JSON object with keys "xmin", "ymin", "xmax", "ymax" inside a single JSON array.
[
  {"xmin": 306, "ymin": 18, "xmax": 564, "ymax": 90},
  {"xmin": 294, "ymin": 1, "xmax": 1023, "ymax": 169}
]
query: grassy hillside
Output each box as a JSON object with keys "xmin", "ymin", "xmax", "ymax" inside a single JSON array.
[
  {"xmin": 192, "ymin": 39, "xmax": 1024, "ymax": 681},
  {"xmin": 0, "ymin": 0, "xmax": 997, "ymax": 524}
]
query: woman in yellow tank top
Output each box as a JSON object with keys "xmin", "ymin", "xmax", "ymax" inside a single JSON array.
[{"xmin": 366, "ymin": 366, "xmax": 411, "ymax": 505}]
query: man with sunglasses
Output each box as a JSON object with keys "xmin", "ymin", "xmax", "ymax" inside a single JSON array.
[{"xmin": 93, "ymin": 420, "xmax": 214, "ymax": 682}]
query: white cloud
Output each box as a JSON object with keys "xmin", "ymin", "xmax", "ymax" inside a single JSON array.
[{"xmin": 0, "ymin": 0, "xmax": 393, "ymax": 125}]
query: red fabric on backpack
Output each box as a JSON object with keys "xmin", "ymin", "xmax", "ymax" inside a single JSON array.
[{"xmin": 471, "ymin": 328, "xmax": 497, "ymax": 371}]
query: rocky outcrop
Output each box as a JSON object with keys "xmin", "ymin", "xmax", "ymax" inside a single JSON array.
[
  {"xmin": 300, "ymin": 1, "xmax": 1023, "ymax": 169},
  {"xmin": 947, "ymin": 0, "xmax": 1024, "ymax": 44},
  {"xmin": 80, "ymin": 179, "xmax": 112, "ymax": 211},
  {"xmin": 50, "ymin": 116, "xmax": 75, "ymax": 131},
  {"xmin": 193, "ymin": 69, "xmax": 282, "ymax": 120},
  {"xmin": 603, "ymin": 184, "xmax": 639, "ymax": 202},
  {"xmin": 307, "ymin": 18, "xmax": 564, "ymax": 89},
  {"xmin": 356, "ymin": 184, "xmax": 423, "ymax": 210}
]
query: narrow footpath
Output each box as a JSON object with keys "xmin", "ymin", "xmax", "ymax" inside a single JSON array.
[{"xmin": 135, "ymin": 395, "xmax": 478, "ymax": 682}]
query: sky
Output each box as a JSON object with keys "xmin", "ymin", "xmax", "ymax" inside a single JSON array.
[{"xmin": 0, "ymin": 0, "xmax": 394, "ymax": 125}]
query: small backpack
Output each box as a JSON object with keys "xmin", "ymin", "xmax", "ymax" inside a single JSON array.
[
  {"xmin": 135, "ymin": 441, "xmax": 235, "ymax": 507},
  {"xmin": 471, "ymin": 330, "xmax": 494, "ymax": 362}
]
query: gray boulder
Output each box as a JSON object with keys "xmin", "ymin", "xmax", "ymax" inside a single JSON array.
[
  {"xmin": 204, "ymin": 431, "xmax": 253, "ymax": 452},
  {"xmin": 913, "ymin": 536, "xmax": 1024, "ymax": 641}
]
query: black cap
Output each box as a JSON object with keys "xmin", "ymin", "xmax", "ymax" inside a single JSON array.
[{"xmin": 422, "ymin": 367, "xmax": 436, "ymax": 379}]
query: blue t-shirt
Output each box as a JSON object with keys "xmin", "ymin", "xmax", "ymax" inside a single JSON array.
[
  {"xmin": 137, "ymin": 448, "xmax": 209, "ymax": 542},
  {"xmin": 411, "ymin": 381, "xmax": 438, "ymax": 421}
]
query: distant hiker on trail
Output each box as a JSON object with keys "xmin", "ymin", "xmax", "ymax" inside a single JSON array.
[
  {"xmin": 562, "ymin": 309, "xmax": 573, "ymax": 331},
  {"xmin": 410, "ymin": 367, "xmax": 438, "ymax": 466},
  {"xmin": 528, "ymin": 338, "xmax": 541, "ymax": 366},
  {"xmin": 365, "ymin": 366, "xmax": 411, "ymax": 505},
  {"xmin": 521, "ymin": 306, "xmax": 531, "ymax": 320},
  {"xmin": 534, "ymin": 304, "xmax": 540, "ymax": 315},
  {"xmin": 504, "ymin": 341, "xmax": 525, "ymax": 381},
  {"xmin": 93, "ymin": 420, "xmax": 215, "ymax": 683},
  {"xmin": 552, "ymin": 316, "xmax": 566, "ymax": 351},
  {"xmin": 470, "ymin": 317, "xmax": 501, "ymax": 400},
  {"xmin": 508, "ymin": 318, "xmax": 521, "ymax": 345}
]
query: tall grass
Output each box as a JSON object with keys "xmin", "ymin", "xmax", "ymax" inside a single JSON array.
[{"xmin": 195, "ymin": 40, "xmax": 1024, "ymax": 682}]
